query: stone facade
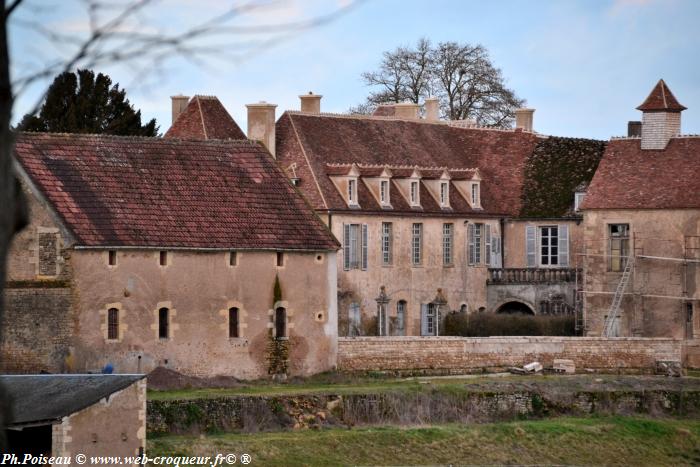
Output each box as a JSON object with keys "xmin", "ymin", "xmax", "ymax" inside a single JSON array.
[
  {"xmin": 582, "ymin": 209, "xmax": 699, "ymax": 339},
  {"xmin": 329, "ymin": 213, "xmax": 498, "ymax": 336},
  {"xmin": 52, "ymin": 379, "xmax": 146, "ymax": 460},
  {"xmin": 337, "ymin": 336, "xmax": 682, "ymax": 373}
]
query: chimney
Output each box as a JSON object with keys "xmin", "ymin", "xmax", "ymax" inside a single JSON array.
[
  {"xmin": 299, "ymin": 92, "xmax": 322, "ymax": 113},
  {"xmin": 514, "ymin": 108, "xmax": 535, "ymax": 132},
  {"xmin": 394, "ymin": 102, "xmax": 420, "ymax": 120},
  {"xmin": 424, "ymin": 98, "xmax": 439, "ymax": 122},
  {"xmin": 637, "ymin": 79, "xmax": 686, "ymax": 150},
  {"xmin": 171, "ymin": 95, "xmax": 190, "ymax": 124},
  {"xmin": 246, "ymin": 101, "xmax": 277, "ymax": 157},
  {"xmin": 627, "ymin": 121, "xmax": 642, "ymax": 137}
]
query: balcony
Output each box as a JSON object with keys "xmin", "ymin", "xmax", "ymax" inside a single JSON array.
[{"xmin": 487, "ymin": 268, "xmax": 580, "ymax": 285}]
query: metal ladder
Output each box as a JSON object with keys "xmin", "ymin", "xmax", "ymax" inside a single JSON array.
[{"xmin": 603, "ymin": 255, "xmax": 634, "ymax": 337}]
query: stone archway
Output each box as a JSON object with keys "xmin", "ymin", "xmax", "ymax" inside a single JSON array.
[{"xmin": 495, "ymin": 300, "xmax": 536, "ymax": 315}]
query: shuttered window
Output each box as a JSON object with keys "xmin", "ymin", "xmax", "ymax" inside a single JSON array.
[
  {"xmin": 485, "ymin": 225, "xmax": 492, "ymax": 266},
  {"xmin": 343, "ymin": 223, "xmax": 368, "ymax": 270},
  {"xmin": 526, "ymin": 225, "xmax": 537, "ymax": 268}
]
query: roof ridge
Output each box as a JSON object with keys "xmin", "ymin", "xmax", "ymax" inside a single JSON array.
[
  {"xmin": 16, "ymin": 131, "xmax": 264, "ymax": 147},
  {"xmin": 325, "ymin": 162, "xmax": 478, "ymax": 171}
]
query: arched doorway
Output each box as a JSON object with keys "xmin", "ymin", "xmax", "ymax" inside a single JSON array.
[{"xmin": 496, "ymin": 301, "xmax": 535, "ymax": 315}]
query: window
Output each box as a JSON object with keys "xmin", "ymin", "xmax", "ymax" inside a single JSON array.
[
  {"xmin": 348, "ymin": 303, "xmax": 361, "ymax": 336},
  {"xmin": 440, "ymin": 182, "xmax": 449, "ymax": 207},
  {"xmin": 540, "ymin": 226, "xmax": 559, "ymax": 266},
  {"xmin": 411, "ymin": 223, "xmax": 422, "ymax": 266},
  {"xmin": 274, "ymin": 307, "xmax": 286, "ymax": 338},
  {"xmin": 410, "ymin": 181, "xmax": 419, "ymax": 205},
  {"xmin": 460, "ymin": 304, "xmax": 468, "ymax": 313},
  {"xmin": 159, "ymin": 251, "xmax": 168, "ymax": 266},
  {"xmin": 443, "ymin": 223, "xmax": 454, "ymax": 266},
  {"xmin": 381, "ymin": 222, "xmax": 393, "ymax": 265},
  {"xmin": 158, "ymin": 307, "xmax": 169, "ymax": 339},
  {"xmin": 421, "ymin": 303, "xmax": 438, "ymax": 336},
  {"xmin": 229, "ymin": 251, "xmax": 237, "ymax": 266},
  {"xmin": 108, "ymin": 250, "xmax": 117, "ymax": 266},
  {"xmin": 380, "ymin": 180, "xmax": 389, "ymax": 204},
  {"xmin": 574, "ymin": 192, "xmax": 586, "ymax": 211},
  {"xmin": 348, "ymin": 178, "xmax": 357, "ymax": 205},
  {"xmin": 276, "ymin": 251, "xmax": 284, "ymax": 267},
  {"xmin": 107, "ymin": 308, "xmax": 119, "ymax": 340},
  {"xmin": 468, "ymin": 223, "xmax": 483, "ymax": 265},
  {"xmin": 343, "ymin": 224, "xmax": 368, "ymax": 270},
  {"xmin": 396, "ymin": 301, "xmax": 406, "ymax": 336},
  {"xmin": 471, "ymin": 183, "xmax": 480, "ymax": 207},
  {"xmin": 609, "ymin": 224, "xmax": 630, "ymax": 272},
  {"xmin": 229, "ymin": 307, "xmax": 239, "ymax": 338}
]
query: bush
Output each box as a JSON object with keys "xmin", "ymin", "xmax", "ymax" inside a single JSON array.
[{"xmin": 443, "ymin": 312, "xmax": 576, "ymax": 337}]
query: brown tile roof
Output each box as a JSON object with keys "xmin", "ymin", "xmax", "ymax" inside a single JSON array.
[
  {"xmin": 164, "ymin": 95, "xmax": 247, "ymax": 140},
  {"xmin": 581, "ymin": 137, "xmax": 700, "ymax": 210},
  {"xmin": 14, "ymin": 132, "xmax": 338, "ymax": 250},
  {"xmin": 636, "ymin": 80, "xmax": 687, "ymax": 112},
  {"xmin": 276, "ymin": 112, "xmax": 541, "ymax": 216}
]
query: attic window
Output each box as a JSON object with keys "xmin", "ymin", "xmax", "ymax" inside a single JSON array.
[
  {"xmin": 410, "ymin": 181, "xmax": 420, "ymax": 206},
  {"xmin": 348, "ymin": 178, "xmax": 358, "ymax": 205},
  {"xmin": 574, "ymin": 192, "xmax": 586, "ymax": 212},
  {"xmin": 440, "ymin": 182, "xmax": 449, "ymax": 207},
  {"xmin": 380, "ymin": 180, "xmax": 389, "ymax": 205},
  {"xmin": 471, "ymin": 183, "xmax": 481, "ymax": 208}
]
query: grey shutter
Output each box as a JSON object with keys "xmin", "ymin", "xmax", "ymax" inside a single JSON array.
[
  {"xmin": 485, "ymin": 224, "xmax": 492, "ymax": 266},
  {"xmin": 420, "ymin": 304, "xmax": 429, "ymax": 336},
  {"xmin": 361, "ymin": 224, "xmax": 368, "ymax": 270},
  {"xmin": 558, "ymin": 224, "xmax": 569, "ymax": 267},
  {"xmin": 526, "ymin": 225, "xmax": 537, "ymax": 268},
  {"xmin": 493, "ymin": 237, "xmax": 503, "ymax": 268},
  {"xmin": 468, "ymin": 223, "xmax": 475, "ymax": 265},
  {"xmin": 343, "ymin": 224, "xmax": 350, "ymax": 270}
]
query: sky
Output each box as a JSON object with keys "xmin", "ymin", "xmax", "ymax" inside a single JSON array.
[{"xmin": 9, "ymin": 0, "xmax": 700, "ymax": 139}]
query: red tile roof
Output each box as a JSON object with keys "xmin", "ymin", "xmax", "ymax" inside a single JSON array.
[
  {"xmin": 636, "ymin": 80, "xmax": 687, "ymax": 112},
  {"xmin": 276, "ymin": 112, "xmax": 541, "ymax": 216},
  {"xmin": 164, "ymin": 96, "xmax": 247, "ymax": 140},
  {"xmin": 581, "ymin": 137, "xmax": 700, "ymax": 210},
  {"xmin": 14, "ymin": 132, "xmax": 338, "ymax": 250}
]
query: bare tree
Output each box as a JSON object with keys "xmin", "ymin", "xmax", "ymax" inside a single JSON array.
[
  {"xmin": 353, "ymin": 39, "xmax": 524, "ymax": 127},
  {"xmin": 0, "ymin": 0, "xmax": 361, "ymax": 449}
]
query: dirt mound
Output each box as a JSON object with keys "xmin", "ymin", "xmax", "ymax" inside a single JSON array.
[{"xmin": 148, "ymin": 366, "xmax": 243, "ymax": 391}]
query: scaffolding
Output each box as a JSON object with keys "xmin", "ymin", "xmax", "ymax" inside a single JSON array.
[{"xmin": 577, "ymin": 234, "xmax": 700, "ymax": 337}]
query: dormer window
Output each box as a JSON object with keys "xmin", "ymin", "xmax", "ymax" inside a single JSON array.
[
  {"xmin": 380, "ymin": 180, "xmax": 389, "ymax": 205},
  {"xmin": 410, "ymin": 181, "xmax": 419, "ymax": 206},
  {"xmin": 348, "ymin": 178, "xmax": 358, "ymax": 206},
  {"xmin": 574, "ymin": 192, "xmax": 586, "ymax": 212},
  {"xmin": 471, "ymin": 182, "xmax": 480, "ymax": 208},
  {"xmin": 440, "ymin": 182, "xmax": 449, "ymax": 207}
]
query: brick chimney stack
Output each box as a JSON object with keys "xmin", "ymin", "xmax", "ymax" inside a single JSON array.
[
  {"xmin": 171, "ymin": 95, "xmax": 190, "ymax": 124},
  {"xmin": 394, "ymin": 102, "xmax": 420, "ymax": 120},
  {"xmin": 299, "ymin": 92, "xmax": 322, "ymax": 113},
  {"xmin": 246, "ymin": 101, "xmax": 277, "ymax": 157},
  {"xmin": 424, "ymin": 98, "xmax": 439, "ymax": 122},
  {"xmin": 637, "ymin": 79, "xmax": 686, "ymax": 150},
  {"xmin": 514, "ymin": 108, "xmax": 535, "ymax": 132}
]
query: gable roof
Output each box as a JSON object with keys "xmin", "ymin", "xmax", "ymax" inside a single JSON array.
[
  {"xmin": 636, "ymin": 80, "xmax": 687, "ymax": 112},
  {"xmin": 2, "ymin": 374, "xmax": 145, "ymax": 426},
  {"xmin": 164, "ymin": 95, "xmax": 247, "ymax": 140},
  {"xmin": 276, "ymin": 112, "xmax": 545, "ymax": 216},
  {"xmin": 14, "ymin": 132, "xmax": 338, "ymax": 250},
  {"xmin": 582, "ymin": 136, "xmax": 700, "ymax": 210}
]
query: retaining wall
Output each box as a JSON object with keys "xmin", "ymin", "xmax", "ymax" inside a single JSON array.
[{"xmin": 337, "ymin": 336, "xmax": 683, "ymax": 374}]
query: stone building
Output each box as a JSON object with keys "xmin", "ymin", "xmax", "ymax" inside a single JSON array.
[
  {"xmin": 3, "ymin": 119, "xmax": 339, "ymax": 378},
  {"xmin": 4, "ymin": 374, "xmax": 146, "ymax": 459},
  {"xmin": 242, "ymin": 95, "xmax": 606, "ymax": 336},
  {"xmin": 581, "ymin": 80, "xmax": 699, "ymax": 339}
]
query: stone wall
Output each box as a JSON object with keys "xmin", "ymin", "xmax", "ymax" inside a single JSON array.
[
  {"xmin": 337, "ymin": 336, "xmax": 682, "ymax": 373},
  {"xmin": 0, "ymin": 286, "xmax": 73, "ymax": 373}
]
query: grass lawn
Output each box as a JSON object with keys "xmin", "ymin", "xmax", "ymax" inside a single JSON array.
[{"xmin": 148, "ymin": 416, "xmax": 700, "ymax": 466}]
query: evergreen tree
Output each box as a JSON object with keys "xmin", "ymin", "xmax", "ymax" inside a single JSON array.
[{"xmin": 17, "ymin": 69, "xmax": 158, "ymax": 136}]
